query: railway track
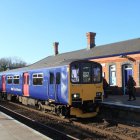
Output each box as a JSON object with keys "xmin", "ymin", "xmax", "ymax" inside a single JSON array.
[
  {"xmin": 0, "ymin": 100, "xmax": 103, "ymax": 139},
  {"xmin": 0, "ymin": 100, "xmax": 140, "ymax": 140},
  {"xmin": 0, "ymin": 103, "xmax": 78, "ymax": 140}
]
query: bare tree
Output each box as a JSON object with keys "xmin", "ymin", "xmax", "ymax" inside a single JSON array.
[{"xmin": 0, "ymin": 57, "xmax": 27, "ymax": 71}]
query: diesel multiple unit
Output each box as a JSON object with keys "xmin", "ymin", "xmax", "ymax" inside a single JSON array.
[{"xmin": 0, "ymin": 59, "xmax": 103, "ymax": 118}]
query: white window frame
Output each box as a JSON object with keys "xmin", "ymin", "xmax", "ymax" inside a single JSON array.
[
  {"xmin": 109, "ymin": 65, "xmax": 116, "ymax": 86},
  {"xmin": 32, "ymin": 73, "xmax": 44, "ymax": 86},
  {"xmin": 13, "ymin": 75, "xmax": 20, "ymax": 84}
]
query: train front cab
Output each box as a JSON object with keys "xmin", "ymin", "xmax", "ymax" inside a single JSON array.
[{"xmin": 69, "ymin": 61, "xmax": 103, "ymax": 118}]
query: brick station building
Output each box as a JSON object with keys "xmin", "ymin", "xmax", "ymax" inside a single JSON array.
[
  {"xmin": 86, "ymin": 32, "xmax": 140, "ymax": 96},
  {"xmin": 30, "ymin": 32, "xmax": 140, "ymax": 96}
]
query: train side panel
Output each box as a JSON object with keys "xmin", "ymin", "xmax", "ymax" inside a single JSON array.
[
  {"xmin": 28, "ymin": 66, "xmax": 69, "ymax": 104},
  {"xmin": 59, "ymin": 66, "xmax": 68, "ymax": 104},
  {"xmin": 6, "ymin": 72, "xmax": 23, "ymax": 96},
  {"xmin": 29, "ymin": 69, "xmax": 48, "ymax": 100},
  {"xmin": 5, "ymin": 74, "xmax": 13, "ymax": 94}
]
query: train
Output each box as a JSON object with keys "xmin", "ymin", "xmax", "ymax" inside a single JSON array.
[{"xmin": 0, "ymin": 59, "xmax": 103, "ymax": 118}]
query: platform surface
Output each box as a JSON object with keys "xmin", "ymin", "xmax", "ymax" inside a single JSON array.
[
  {"xmin": 103, "ymin": 95, "xmax": 140, "ymax": 108},
  {"xmin": 0, "ymin": 112, "xmax": 51, "ymax": 140}
]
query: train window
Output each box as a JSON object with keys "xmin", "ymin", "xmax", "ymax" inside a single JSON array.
[
  {"xmin": 27, "ymin": 75, "xmax": 29, "ymax": 84},
  {"xmin": 56, "ymin": 72, "xmax": 61, "ymax": 84},
  {"xmin": 71, "ymin": 63, "xmax": 80, "ymax": 83},
  {"xmin": 24, "ymin": 76, "xmax": 26, "ymax": 84},
  {"xmin": 13, "ymin": 75, "xmax": 20, "ymax": 84},
  {"xmin": 7, "ymin": 76, "xmax": 13, "ymax": 84},
  {"xmin": 24, "ymin": 75, "xmax": 29, "ymax": 84},
  {"xmin": 82, "ymin": 63, "xmax": 91, "ymax": 83},
  {"xmin": 50, "ymin": 72, "xmax": 54, "ymax": 84},
  {"xmin": 92, "ymin": 65, "xmax": 102, "ymax": 83},
  {"xmin": 33, "ymin": 73, "xmax": 43, "ymax": 85}
]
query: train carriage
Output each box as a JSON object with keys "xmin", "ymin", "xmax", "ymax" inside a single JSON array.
[{"xmin": 0, "ymin": 59, "xmax": 103, "ymax": 118}]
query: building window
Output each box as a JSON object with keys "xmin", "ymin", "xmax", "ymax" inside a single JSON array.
[
  {"xmin": 109, "ymin": 65, "xmax": 116, "ymax": 86},
  {"xmin": 33, "ymin": 73, "xmax": 43, "ymax": 85},
  {"xmin": 13, "ymin": 75, "xmax": 20, "ymax": 84},
  {"xmin": 7, "ymin": 76, "xmax": 13, "ymax": 84}
]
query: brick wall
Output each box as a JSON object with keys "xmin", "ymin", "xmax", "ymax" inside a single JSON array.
[{"xmin": 90, "ymin": 53, "xmax": 140, "ymax": 96}]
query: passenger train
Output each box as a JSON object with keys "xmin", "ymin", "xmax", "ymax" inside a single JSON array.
[{"xmin": 0, "ymin": 59, "xmax": 103, "ymax": 118}]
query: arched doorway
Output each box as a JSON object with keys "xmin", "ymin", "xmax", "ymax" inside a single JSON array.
[{"xmin": 122, "ymin": 64, "xmax": 133, "ymax": 94}]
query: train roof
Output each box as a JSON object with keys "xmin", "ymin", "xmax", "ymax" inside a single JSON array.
[{"xmin": 0, "ymin": 59, "xmax": 86, "ymax": 74}]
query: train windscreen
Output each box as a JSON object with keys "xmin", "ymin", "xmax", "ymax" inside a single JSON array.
[{"xmin": 71, "ymin": 62, "xmax": 102, "ymax": 84}]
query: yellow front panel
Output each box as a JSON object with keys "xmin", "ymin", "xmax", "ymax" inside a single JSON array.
[{"xmin": 69, "ymin": 82, "xmax": 103, "ymax": 105}]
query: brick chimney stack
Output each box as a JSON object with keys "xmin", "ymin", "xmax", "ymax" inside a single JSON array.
[
  {"xmin": 86, "ymin": 32, "xmax": 96, "ymax": 50},
  {"xmin": 53, "ymin": 42, "xmax": 59, "ymax": 55}
]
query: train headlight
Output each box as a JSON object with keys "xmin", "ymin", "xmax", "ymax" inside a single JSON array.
[
  {"xmin": 72, "ymin": 93, "xmax": 80, "ymax": 99},
  {"xmin": 96, "ymin": 92, "xmax": 102, "ymax": 97}
]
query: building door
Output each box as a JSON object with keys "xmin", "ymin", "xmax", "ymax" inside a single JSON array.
[
  {"xmin": 2, "ymin": 75, "xmax": 6, "ymax": 92},
  {"xmin": 125, "ymin": 69, "xmax": 132, "ymax": 86},
  {"xmin": 23, "ymin": 73, "xmax": 29, "ymax": 96},
  {"xmin": 122, "ymin": 64, "xmax": 132, "ymax": 94}
]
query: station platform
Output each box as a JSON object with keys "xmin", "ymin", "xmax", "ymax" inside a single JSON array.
[
  {"xmin": 0, "ymin": 112, "xmax": 51, "ymax": 140},
  {"xmin": 101, "ymin": 95, "xmax": 140, "ymax": 123},
  {"xmin": 102, "ymin": 95, "xmax": 140, "ymax": 114},
  {"xmin": 103, "ymin": 95, "xmax": 140, "ymax": 107}
]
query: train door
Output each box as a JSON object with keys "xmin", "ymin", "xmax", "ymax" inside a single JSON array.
[
  {"xmin": 49, "ymin": 72, "xmax": 55, "ymax": 101},
  {"xmin": 56, "ymin": 72, "xmax": 61, "ymax": 102},
  {"xmin": 122, "ymin": 64, "xmax": 132, "ymax": 94},
  {"xmin": 23, "ymin": 73, "xmax": 29, "ymax": 96},
  {"xmin": 2, "ymin": 75, "xmax": 6, "ymax": 92},
  {"xmin": 48, "ymin": 71, "xmax": 61, "ymax": 102}
]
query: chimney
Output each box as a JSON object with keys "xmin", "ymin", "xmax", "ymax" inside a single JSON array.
[
  {"xmin": 86, "ymin": 32, "xmax": 96, "ymax": 50},
  {"xmin": 53, "ymin": 42, "xmax": 59, "ymax": 55}
]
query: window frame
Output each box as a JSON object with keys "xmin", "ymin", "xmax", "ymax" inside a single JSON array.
[
  {"xmin": 92, "ymin": 64, "xmax": 102, "ymax": 84},
  {"xmin": 81, "ymin": 63, "xmax": 92, "ymax": 84},
  {"xmin": 70, "ymin": 63, "xmax": 80, "ymax": 84},
  {"xmin": 50, "ymin": 72, "xmax": 54, "ymax": 84},
  {"xmin": 109, "ymin": 65, "xmax": 117, "ymax": 86},
  {"xmin": 56, "ymin": 72, "xmax": 61, "ymax": 85},
  {"xmin": 7, "ymin": 76, "xmax": 13, "ymax": 84},
  {"xmin": 32, "ymin": 73, "xmax": 44, "ymax": 86},
  {"xmin": 13, "ymin": 75, "xmax": 20, "ymax": 85},
  {"xmin": 70, "ymin": 61, "xmax": 102, "ymax": 84}
]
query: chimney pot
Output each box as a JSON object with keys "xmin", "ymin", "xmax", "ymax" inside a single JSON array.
[
  {"xmin": 86, "ymin": 32, "xmax": 96, "ymax": 50},
  {"xmin": 53, "ymin": 42, "xmax": 59, "ymax": 55}
]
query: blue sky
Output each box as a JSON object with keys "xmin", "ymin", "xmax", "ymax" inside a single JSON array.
[{"xmin": 0, "ymin": 0, "xmax": 140, "ymax": 64}]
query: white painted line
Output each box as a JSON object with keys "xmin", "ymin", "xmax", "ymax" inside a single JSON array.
[{"xmin": 102, "ymin": 102, "xmax": 140, "ymax": 109}]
